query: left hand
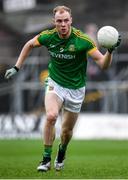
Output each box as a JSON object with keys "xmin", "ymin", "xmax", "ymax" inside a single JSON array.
[{"xmin": 108, "ymin": 35, "xmax": 121, "ymax": 53}]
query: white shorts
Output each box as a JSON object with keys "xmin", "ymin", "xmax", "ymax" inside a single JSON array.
[{"xmin": 45, "ymin": 77, "xmax": 85, "ymax": 113}]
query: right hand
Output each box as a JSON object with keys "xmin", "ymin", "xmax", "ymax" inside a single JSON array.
[{"xmin": 4, "ymin": 66, "xmax": 19, "ymax": 79}]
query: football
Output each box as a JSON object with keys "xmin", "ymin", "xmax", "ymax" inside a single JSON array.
[{"xmin": 97, "ymin": 26, "xmax": 119, "ymax": 48}]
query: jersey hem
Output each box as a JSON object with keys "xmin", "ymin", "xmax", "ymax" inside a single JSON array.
[{"xmin": 50, "ymin": 76, "xmax": 86, "ymax": 90}]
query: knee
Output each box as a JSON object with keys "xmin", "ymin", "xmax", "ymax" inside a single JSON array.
[{"xmin": 46, "ymin": 111, "xmax": 58, "ymax": 125}]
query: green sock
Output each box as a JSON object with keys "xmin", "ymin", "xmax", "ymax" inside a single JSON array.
[
  {"xmin": 59, "ymin": 143, "xmax": 67, "ymax": 152},
  {"xmin": 43, "ymin": 145, "xmax": 52, "ymax": 158}
]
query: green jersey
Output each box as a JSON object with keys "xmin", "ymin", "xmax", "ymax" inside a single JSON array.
[{"xmin": 37, "ymin": 27, "xmax": 97, "ymax": 89}]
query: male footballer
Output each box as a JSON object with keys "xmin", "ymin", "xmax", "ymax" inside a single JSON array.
[{"xmin": 5, "ymin": 5, "xmax": 121, "ymax": 172}]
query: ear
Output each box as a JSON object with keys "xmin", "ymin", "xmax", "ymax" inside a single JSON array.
[{"xmin": 52, "ymin": 18, "xmax": 55, "ymax": 25}]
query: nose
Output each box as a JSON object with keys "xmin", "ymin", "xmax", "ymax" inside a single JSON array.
[{"xmin": 61, "ymin": 21, "xmax": 65, "ymax": 26}]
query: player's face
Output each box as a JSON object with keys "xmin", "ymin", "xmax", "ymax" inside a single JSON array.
[{"xmin": 54, "ymin": 11, "xmax": 72, "ymax": 38}]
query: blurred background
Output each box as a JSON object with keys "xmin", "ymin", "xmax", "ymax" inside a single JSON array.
[{"xmin": 0, "ymin": 0, "xmax": 128, "ymax": 139}]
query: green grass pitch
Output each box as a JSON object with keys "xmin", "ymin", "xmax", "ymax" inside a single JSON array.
[{"xmin": 0, "ymin": 139, "xmax": 128, "ymax": 179}]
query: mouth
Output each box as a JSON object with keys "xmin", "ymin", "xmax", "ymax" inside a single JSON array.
[{"xmin": 61, "ymin": 29, "xmax": 67, "ymax": 33}]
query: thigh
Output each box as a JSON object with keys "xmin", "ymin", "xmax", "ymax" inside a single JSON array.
[
  {"xmin": 45, "ymin": 92, "xmax": 63, "ymax": 115},
  {"xmin": 45, "ymin": 77, "xmax": 63, "ymax": 114},
  {"xmin": 61, "ymin": 110, "xmax": 79, "ymax": 131}
]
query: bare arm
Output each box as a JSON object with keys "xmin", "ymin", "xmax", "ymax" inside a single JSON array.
[
  {"xmin": 15, "ymin": 35, "xmax": 41, "ymax": 69},
  {"xmin": 88, "ymin": 49, "xmax": 113, "ymax": 70}
]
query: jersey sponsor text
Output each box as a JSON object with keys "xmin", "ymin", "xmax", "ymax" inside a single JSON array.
[{"xmin": 49, "ymin": 51, "xmax": 76, "ymax": 60}]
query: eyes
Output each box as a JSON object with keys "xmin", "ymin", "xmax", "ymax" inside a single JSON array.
[{"xmin": 56, "ymin": 18, "xmax": 70, "ymax": 24}]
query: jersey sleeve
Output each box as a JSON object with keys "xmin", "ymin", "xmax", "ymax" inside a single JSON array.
[
  {"xmin": 37, "ymin": 30, "xmax": 49, "ymax": 46},
  {"xmin": 87, "ymin": 46, "xmax": 97, "ymax": 55},
  {"xmin": 86, "ymin": 36, "xmax": 97, "ymax": 54}
]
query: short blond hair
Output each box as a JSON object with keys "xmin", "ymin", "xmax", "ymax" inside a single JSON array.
[{"xmin": 53, "ymin": 5, "xmax": 71, "ymax": 16}]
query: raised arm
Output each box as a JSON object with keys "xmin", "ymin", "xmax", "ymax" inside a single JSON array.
[
  {"xmin": 88, "ymin": 35, "xmax": 121, "ymax": 70},
  {"xmin": 15, "ymin": 35, "xmax": 41, "ymax": 69},
  {"xmin": 89, "ymin": 49, "xmax": 112, "ymax": 70},
  {"xmin": 5, "ymin": 35, "xmax": 41, "ymax": 79}
]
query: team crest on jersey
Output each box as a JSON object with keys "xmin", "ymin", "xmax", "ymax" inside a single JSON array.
[
  {"xmin": 49, "ymin": 86, "xmax": 54, "ymax": 91},
  {"xmin": 68, "ymin": 44, "xmax": 75, "ymax": 52}
]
